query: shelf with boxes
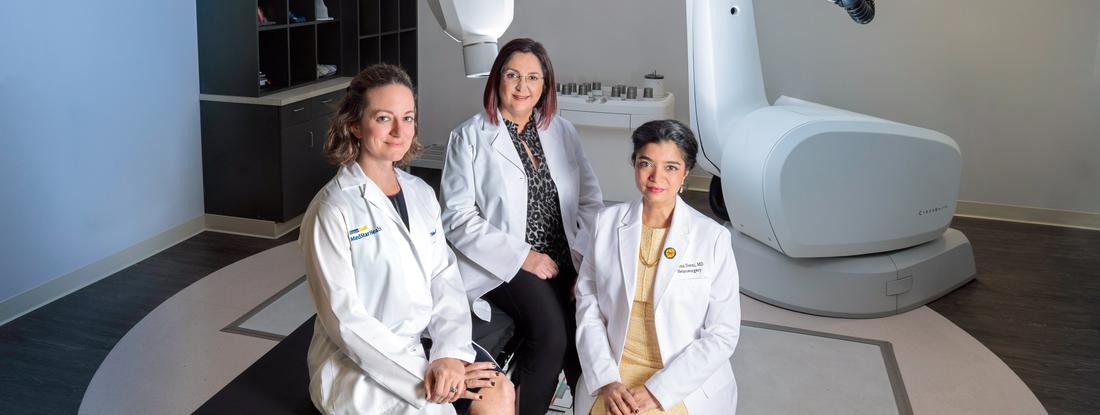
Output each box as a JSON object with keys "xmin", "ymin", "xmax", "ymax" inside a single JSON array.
[
  {"xmin": 197, "ymin": 0, "xmax": 419, "ymax": 230},
  {"xmin": 200, "ymin": 0, "xmax": 348, "ymax": 97},
  {"xmin": 356, "ymin": 0, "xmax": 417, "ymax": 83}
]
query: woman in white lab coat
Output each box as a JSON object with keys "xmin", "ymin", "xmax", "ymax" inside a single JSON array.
[
  {"xmin": 440, "ymin": 38, "xmax": 603, "ymax": 414},
  {"xmin": 299, "ymin": 64, "xmax": 514, "ymax": 415},
  {"xmin": 574, "ymin": 120, "xmax": 741, "ymax": 415}
]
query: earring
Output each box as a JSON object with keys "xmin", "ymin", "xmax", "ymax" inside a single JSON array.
[{"xmin": 679, "ymin": 184, "xmax": 686, "ymax": 194}]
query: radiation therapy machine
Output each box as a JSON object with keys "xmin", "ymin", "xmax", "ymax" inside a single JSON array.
[{"xmin": 427, "ymin": 0, "xmax": 976, "ymax": 318}]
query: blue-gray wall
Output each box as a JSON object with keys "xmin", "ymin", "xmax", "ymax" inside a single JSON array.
[{"xmin": 0, "ymin": 0, "xmax": 204, "ymax": 302}]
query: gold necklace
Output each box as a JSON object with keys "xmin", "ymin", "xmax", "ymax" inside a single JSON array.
[{"xmin": 639, "ymin": 228, "xmax": 660, "ymax": 267}]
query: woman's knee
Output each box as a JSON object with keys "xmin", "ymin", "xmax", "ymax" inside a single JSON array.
[
  {"xmin": 526, "ymin": 321, "xmax": 568, "ymax": 357},
  {"xmin": 469, "ymin": 376, "xmax": 516, "ymax": 415}
]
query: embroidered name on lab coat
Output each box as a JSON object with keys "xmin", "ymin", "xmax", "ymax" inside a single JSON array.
[
  {"xmin": 349, "ymin": 225, "xmax": 382, "ymax": 241},
  {"xmin": 677, "ymin": 261, "xmax": 704, "ymax": 274}
]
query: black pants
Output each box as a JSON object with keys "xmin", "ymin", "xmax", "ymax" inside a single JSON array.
[{"xmin": 483, "ymin": 266, "xmax": 580, "ymax": 415}]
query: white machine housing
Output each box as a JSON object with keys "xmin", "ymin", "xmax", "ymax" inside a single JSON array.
[
  {"xmin": 723, "ymin": 96, "xmax": 962, "ymax": 258},
  {"xmin": 686, "ymin": 0, "xmax": 975, "ymax": 317},
  {"xmin": 733, "ymin": 227, "xmax": 976, "ymax": 318}
]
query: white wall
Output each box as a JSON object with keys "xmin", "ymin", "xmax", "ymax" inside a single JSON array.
[
  {"xmin": 417, "ymin": 0, "xmax": 1100, "ymax": 214},
  {"xmin": 416, "ymin": 0, "xmax": 690, "ymax": 145},
  {"xmin": 754, "ymin": 0, "xmax": 1100, "ymax": 214},
  {"xmin": 0, "ymin": 0, "xmax": 204, "ymax": 303}
]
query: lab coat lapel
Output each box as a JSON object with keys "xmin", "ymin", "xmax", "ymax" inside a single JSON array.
[
  {"xmin": 652, "ymin": 196, "xmax": 688, "ymax": 309},
  {"xmin": 486, "ymin": 112, "xmax": 525, "ymax": 173},
  {"xmin": 537, "ymin": 115, "xmax": 567, "ymax": 186},
  {"xmin": 361, "ymin": 179, "xmax": 410, "ymax": 238},
  {"xmin": 618, "ymin": 200, "xmax": 643, "ymax": 305},
  {"xmin": 356, "ymin": 167, "xmax": 421, "ymax": 269},
  {"xmin": 394, "ymin": 170, "xmax": 432, "ymax": 280}
]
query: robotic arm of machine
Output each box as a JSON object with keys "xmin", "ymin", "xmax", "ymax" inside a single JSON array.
[
  {"xmin": 426, "ymin": 0, "xmax": 514, "ymax": 77},
  {"xmin": 688, "ymin": 0, "xmax": 973, "ymax": 318},
  {"xmin": 832, "ymin": 0, "xmax": 875, "ymax": 24}
]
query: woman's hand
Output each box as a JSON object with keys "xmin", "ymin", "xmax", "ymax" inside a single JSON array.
[
  {"xmin": 629, "ymin": 385, "xmax": 660, "ymax": 413},
  {"xmin": 599, "ymin": 382, "xmax": 638, "ymax": 415},
  {"xmin": 457, "ymin": 361, "xmax": 499, "ymax": 400},
  {"xmin": 425, "ymin": 358, "xmax": 466, "ymax": 403},
  {"xmin": 521, "ymin": 250, "xmax": 559, "ymax": 280}
]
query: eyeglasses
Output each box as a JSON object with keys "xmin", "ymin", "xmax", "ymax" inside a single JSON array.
[{"xmin": 502, "ymin": 71, "xmax": 543, "ymax": 85}]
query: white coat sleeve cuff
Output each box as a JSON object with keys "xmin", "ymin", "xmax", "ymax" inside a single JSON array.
[
  {"xmin": 430, "ymin": 347, "xmax": 477, "ymax": 365},
  {"xmin": 502, "ymin": 244, "xmax": 530, "ymax": 283},
  {"xmin": 472, "ymin": 299, "xmax": 493, "ymax": 322},
  {"xmin": 644, "ymin": 377, "xmax": 677, "ymax": 411},
  {"xmin": 587, "ymin": 371, "xmax": 621, "ymax": 397}
]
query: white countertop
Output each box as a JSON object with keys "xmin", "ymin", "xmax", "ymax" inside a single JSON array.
[{"xmin": 200, "ymin": 77, "xmax": 352, "ymax": 106}]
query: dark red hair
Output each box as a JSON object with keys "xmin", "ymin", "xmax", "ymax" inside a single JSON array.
[{"xmin": 483, "ymin": 38, "xmax": 557, "ymax": 130}]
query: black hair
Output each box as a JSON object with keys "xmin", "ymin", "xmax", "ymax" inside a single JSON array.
[{"xmin": 629, "ymin": 119, "xmax": 698, "ymax": 170}]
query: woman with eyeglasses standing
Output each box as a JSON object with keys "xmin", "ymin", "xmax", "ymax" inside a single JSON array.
[{"xmin": 440, "ymin": 38, "xmax": 603, "ymax": 414}]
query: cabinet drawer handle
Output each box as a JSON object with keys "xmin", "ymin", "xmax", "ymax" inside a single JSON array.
[
  {"xmin": 309, "ymin": 131, "xmax": 315, "ymax": 147},
  {"xmin": 292, "ymin": 107, "xmax": 306, "ymax": 113},
  {"xmin": 321, "ymin": 99, "xmax": 335, "ymax": 104}
]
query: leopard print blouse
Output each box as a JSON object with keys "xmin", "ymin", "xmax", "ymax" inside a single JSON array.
[{"xmin": 504, "ymin": 115, "xmax": 572, "ymax": 270}]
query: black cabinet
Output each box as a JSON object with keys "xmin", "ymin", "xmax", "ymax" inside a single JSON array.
[
  {"xmin": 198, "ymin": 0, "xmax": 350, "ymax": 96},
  {"xmin": 280, "ymin": 116, "xmax": 333, "ymax": 220},
  {"xmin": 356, "ymin": 0, "xmax": 418, "ymax": 83},
  {"xmin": 197, "ymin": 0, "xmax": 416, "ymax": 225},
  {"xmin": 201, "ymin": 90, "xmax": 343, "ymax": 222}
]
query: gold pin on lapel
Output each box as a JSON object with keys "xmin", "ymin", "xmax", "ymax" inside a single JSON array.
[{"xmin": 664, "ymin": 247, "xmax": 676, "ymax": 259}]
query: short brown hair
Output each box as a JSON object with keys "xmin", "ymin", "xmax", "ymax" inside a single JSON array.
[
  {"xmin": 483, "ymin": 38, "xmax": 557, "ymax": 130},
  {"xmin": 325, "ymin": 64, "xmax": 421, "ymax": 166}
]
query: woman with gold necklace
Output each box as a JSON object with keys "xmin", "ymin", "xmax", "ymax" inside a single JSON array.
[{"xmin": 574, "ymin": 120, "xmax": 742, "ymax": 415}]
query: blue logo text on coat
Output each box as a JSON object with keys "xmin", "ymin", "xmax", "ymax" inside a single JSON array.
[{"xmin": 349, "ymin": 225, "xmax": 382, "ymax": 241}]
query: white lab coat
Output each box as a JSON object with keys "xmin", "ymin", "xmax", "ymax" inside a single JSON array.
[
  {"xmin": 440, "ymin": 110, "xmax": 603, "ymax": 320},
  {"xmin": 300, "ymin": 162, "xmax": 476, "ymax": 415},
  {"xmin": 574, "ymin": 197, "xmax": 741, "ymax": 414}
]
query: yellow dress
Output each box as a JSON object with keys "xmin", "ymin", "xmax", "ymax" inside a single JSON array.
[{"xmin": 590, "ymin": 226, "xmax": 688, "ymax": 415}]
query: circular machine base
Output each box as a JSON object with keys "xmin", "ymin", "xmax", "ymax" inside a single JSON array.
[{"xmin": 730, "ymin": 226, "xmax": 976, "ymax": 318}]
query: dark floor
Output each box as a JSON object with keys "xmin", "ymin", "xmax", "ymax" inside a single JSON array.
[
  {"xmin": 926, "ymin": 218, "xmax": 1100, "ymax": 415},
  {"xmin": 1, "ymin": 188, "xmax": 1097, "ymax": 414},
  {"xmin": 0, "ymin": 231, "xmax": 299, "ymax": 414}
]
